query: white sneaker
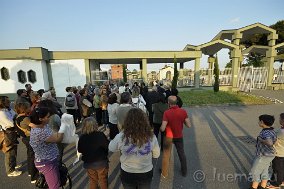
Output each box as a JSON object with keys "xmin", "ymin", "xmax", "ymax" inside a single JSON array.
[
  {"xmin": 15, "ymin": 164, "xmax": 22, "ymax": 169},
  {"xmin": 8, "ymin": 170, "xmax": 22, "ymax": 177},
  {"xmin": 31, "ymin": 180, "xmax": 36, "ymax": 184}
]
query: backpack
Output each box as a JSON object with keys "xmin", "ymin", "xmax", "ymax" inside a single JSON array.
[
  {"xmin": 65, "ymin": 94, "xmax": 75, "ymax": 107},
  {"xmin": 133, "ymin": 96, "xmax": 147, "ymax": 113}
]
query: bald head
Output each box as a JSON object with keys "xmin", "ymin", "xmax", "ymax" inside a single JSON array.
[{"xmin": 168, "ymin": 95, "xmax": 177, "ymax": 106}]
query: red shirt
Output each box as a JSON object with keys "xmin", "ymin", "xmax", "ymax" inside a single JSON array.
[{"xmin": 163, "ymin": 105, "xmax": 188, "ymax": 138}]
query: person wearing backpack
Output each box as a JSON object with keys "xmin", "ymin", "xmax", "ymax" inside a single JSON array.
[
  {"xmin": 131, "ymin": 86, "xmax": 147, "ymax": 113},
  {"xmin": 64, "ymin": 87, "xmax": 78, "ymax": 125}
]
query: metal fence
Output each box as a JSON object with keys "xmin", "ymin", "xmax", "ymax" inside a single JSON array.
[
  {"xmin": 90, "ymin": 67, "xmax": 284, "ymax": 89},
  {"xmin": 273, "ymin": 69, "xmax": 284, "ymax": 83}
]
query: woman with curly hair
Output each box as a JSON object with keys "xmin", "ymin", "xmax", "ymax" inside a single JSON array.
[{"xmin": 109, "ymin": 108, "xmax": 160, "ymax": 189}]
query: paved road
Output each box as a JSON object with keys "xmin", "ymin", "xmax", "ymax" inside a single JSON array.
[
  {"xmin": 1, "ymin": 90, "xmax": 284, "ymax": 189},
  {"xmin": 250, "ymin": 89, "xmax": 284, "ymax": 102}
]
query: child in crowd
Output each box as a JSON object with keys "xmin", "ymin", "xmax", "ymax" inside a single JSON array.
[
  {"xmin": 269, "ymin": 113, "xmax": 284, "ymax": 188},
  {"xmin": 249, "ymin": 114, "xmax": 277, "ymax": 189},
  {"xmin": 78, "ymin": 117, "xmax": 109, "ymax": 189}
]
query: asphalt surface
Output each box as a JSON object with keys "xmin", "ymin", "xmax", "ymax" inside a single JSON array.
[{"xmin": 1, "ymin": 89, "xmax": 284, "ymax": 189}]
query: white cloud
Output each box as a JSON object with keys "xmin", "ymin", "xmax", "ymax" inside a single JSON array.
[{"xmin": 230, "ymin": 17, "xmax": 240, "ymax": 23}]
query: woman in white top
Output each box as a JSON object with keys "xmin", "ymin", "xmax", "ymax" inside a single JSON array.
[
  {"xmin": 107, "ymin": 93, "xmax": 119, "ymax": 140},
  {"xmin": 0, "ymin": 96, "xmax": 22, "ymax": 177},
  {"xmin": 109, "ymin": 108, "xmax": 160, "ymax": 189}
]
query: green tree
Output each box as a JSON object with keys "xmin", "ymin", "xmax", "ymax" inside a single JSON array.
[
  {"xmin": 225, "ymin": 61, "xmax": 232, "ymax": 68},
  {"xmin": 213, "ymin": 55, "xmax": 220, "ymax": 92},
  {"xmin": 123, "ymin": 64, "xmax": 127, "ymax": 83},
  {"xmin": 242, "ymin": 52, "xmax": 265, "ymax": 67},
  {"xmin": 242, "ymin": 20, "xmax": 284, "ymax": 50},
  {"xmin": 271, "ymin": 20, "xmax": 284, "ymax": 54},
  {"xmin": 171, "ymin": 55, "xmax": 179, "ymax": 89},
  {"xmin": 271, "ymin": 20, "xmax": 284, "ymax": 44}
]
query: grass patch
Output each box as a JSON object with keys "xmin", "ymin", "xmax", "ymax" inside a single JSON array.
[{"xmin": 179, "ymin": 90, "xmax": 272, "ymax": 106}]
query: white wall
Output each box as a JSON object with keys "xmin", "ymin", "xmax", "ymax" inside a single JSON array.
[
  {"xmin": 41, "ymin": 61, "xmax": 50, "ymax": 90},
  {"xmin": 50, "ymin": 59, "xmax": 86, "ymax": 97},
  {"xmin": 0, "ymin": 59, "xmax": 49, "ymax": 94}
]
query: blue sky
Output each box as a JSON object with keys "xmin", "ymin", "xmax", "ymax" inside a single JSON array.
[{"xmin": 0, "ymin": 0, "xmax": 283, "ymax": 70}]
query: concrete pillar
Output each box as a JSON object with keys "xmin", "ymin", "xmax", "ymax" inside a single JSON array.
[
  {"xmin": 230, "ymin": 49, "xmax": 241, "ymax": 90},
  {"xmin": 265, "ymin": 33, "xmax": 278, "ymax": 89},
  {"xmin": 208, "ymin": 55, "xmax": 215, "ymax": 85},
  {"xmin": 84, "ymin": 59, "xmax": 91, "ymax": 83},
  {"xmin": 89, "ymin": 60, "xmax": 101, "ymax": 84},
  {"xmin": 266, "ymin": 48, "xmax": 277, "ymax": 89},
  {"xmin": 142, "ymin": 59, "xmax": 147, "ymax": 83},
  {"xmin": 194, "ymin": 58, "xmax": 201, "ymax": 88},
  {"xmin": 231, "ymin": 31, "xmax": 243, "ymax": 90},
  {"xmin": 178, "ymin": 62, "xmax": 184, "ymax": 86},
  {"xmin": 268, "ymin": 32, "xmax": 278, "ymax": 47},
  {"xmin": 232, "ymin": 31, "xmax": 243, "ymax": 46},
  {"xmin": 46, "ymin": 61, "xmax": 53, "ymax": 89}
]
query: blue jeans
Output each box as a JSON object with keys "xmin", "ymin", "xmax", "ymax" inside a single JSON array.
[
  {"xmin": 250, "ymin": 155, "xmax": 275, "ymax": 182},
  {"xmin": 35, "ymin": 158, "xmax": 60, "ymax": 189}
]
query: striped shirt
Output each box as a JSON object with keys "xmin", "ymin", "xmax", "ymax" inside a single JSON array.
[{"xmin": 256, "ymin": 127, "xmax": 277, "ymax": 156}]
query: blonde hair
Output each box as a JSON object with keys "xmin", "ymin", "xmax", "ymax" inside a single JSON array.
[{"xmin": 81, "ymin": 117, "xmax": 98, "ymax": 134}]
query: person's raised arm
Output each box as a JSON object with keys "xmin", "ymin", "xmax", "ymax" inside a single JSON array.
[
  {"xmin": 45, "ymin": 132, "xmax": 64, "ymax": 143},
  {"xmin": 45, "ymin": 123, "xmax": 67, "ymax": 143}
]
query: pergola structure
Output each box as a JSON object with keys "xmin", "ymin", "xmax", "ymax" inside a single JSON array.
[
  {"xmin": 184, "ymin": 23, "xmax": 284, "ymax": 90},
  {"xmin": 0, "ymin": 22, "xmax": 283, "ymax": 93}
]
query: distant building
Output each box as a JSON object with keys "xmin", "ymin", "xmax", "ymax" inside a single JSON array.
[
  {"xmin": 157, "ymin": 65, "xmax": 174, "ymax": 80},
  {"xmin": 147, "ymin": 71, "xmax": 157, "ymax": 83},
  {"xmin": 111, "ymin": 64, "xmax": 123, "ymax": 79}
]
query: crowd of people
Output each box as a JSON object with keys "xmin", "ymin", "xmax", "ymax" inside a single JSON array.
[
  {"xmin": 0, "ymin": 81, "xmax": 189, "ymax": 189},
  {"xmin": 0, "ymin": 81, "xmax": 283, "ymax": 189}
]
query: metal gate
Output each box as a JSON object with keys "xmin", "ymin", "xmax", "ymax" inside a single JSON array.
[{"xmin": 237, "ymin": 66, "xmax": 268, "ymax": 92}]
